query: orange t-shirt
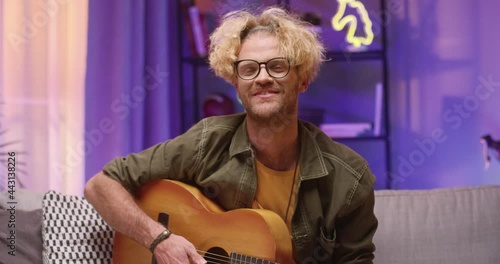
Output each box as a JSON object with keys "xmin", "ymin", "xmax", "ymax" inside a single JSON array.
[{"xmin": 252, "ymin": 159, "xmax": 300, "ymax": 231}]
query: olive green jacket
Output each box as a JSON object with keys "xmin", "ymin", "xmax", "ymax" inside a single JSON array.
[{"xmin": 103, "ymin": 113, "xmax": 378, "ymax": 263}]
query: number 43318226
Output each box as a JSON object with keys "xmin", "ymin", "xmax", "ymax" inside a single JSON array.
[{"xmin": 7, "ymin": 152, "xmax": 16, "ymax": 197}]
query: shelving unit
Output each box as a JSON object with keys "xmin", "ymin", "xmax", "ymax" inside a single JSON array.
[{"xmin": 177, "ymin": 0, "xmax": 391, "ymax": 189}]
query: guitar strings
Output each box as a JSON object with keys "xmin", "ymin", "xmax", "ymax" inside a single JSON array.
[
  {"xmin": 198, "ymin": 250, "xmax": 231, "ymax": 262},
  {"xmin": 198, "ymin": 250, "xmax": 241, "ymax": 263},
  {"xmin": 197, "ymin": 250, "xmax": 278, "ymax": 264}
]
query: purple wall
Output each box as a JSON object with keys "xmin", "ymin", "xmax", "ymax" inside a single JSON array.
[{"xmin": 387, "ymin": 0, "xmax": 500, "ymax": 189}]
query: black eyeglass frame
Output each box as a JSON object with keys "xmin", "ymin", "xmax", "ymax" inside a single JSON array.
[{"xmin": 234, "ymin": 57, "xmax": 291, "ymax": 80}]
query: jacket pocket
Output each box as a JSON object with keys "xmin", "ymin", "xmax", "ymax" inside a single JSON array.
[{"xmin": 318, "ymin": 227, "xmax": 336, "ymax": 257}]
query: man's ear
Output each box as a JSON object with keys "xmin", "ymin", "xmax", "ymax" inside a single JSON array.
[{"xmin": 299, "ymin": 78, "xmax": 309, "ymax": 93}]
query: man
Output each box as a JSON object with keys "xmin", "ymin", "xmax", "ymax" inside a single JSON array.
[{"xmin": 85, "ymin": 6, "xmax": 377, "ymax": 264}]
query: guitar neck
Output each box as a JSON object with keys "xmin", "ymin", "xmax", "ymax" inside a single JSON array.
[{"xmin": 199, "ymin": 250, "xmax": 280, "ymax": 263}]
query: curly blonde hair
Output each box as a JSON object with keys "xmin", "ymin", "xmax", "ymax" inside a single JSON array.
[{"xmin": 208, "ymin": 6, "xmax": 326, "ymax": 84}]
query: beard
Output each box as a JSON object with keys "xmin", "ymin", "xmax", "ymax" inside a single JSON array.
[{"xmin": 238, "ymin": 85, "xmax": 298, "ymax": 124}]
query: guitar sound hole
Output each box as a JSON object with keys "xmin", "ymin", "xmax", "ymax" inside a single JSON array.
[{"xmin": 204, "ymin": 247, "xmax": 230, "ymax": 264}]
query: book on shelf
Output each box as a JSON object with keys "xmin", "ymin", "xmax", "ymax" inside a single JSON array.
[
  {"xmin": 188, "ymin": 6, "xmax": 208, "ymax": 57},
  {"xmin": 180, "ymin": 2, "xmax": 198, "ymax": 57},
  {"xmin": 320, "ymin": 122, "xmax": 373, "ymax": 138},
  {"xmin": 373, "ymin": 82, "xmax": 383, "ymax": 136},
  {"xmin": 181, "ymin": 4, "xmax": 218, "ymax": 58}
]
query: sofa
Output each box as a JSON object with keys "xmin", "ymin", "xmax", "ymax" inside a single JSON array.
[
  {"xmin": 373, "ymin": 185, "xmax": 500, "ymax": 264},
  {"xmin": 1, "ymin": 185, "xmax": 500, "ymax": 264}
]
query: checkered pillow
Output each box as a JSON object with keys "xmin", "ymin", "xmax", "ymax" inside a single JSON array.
[{"xmin": 42, "ymin": 191, "xmax": 114, "ymax": 264}]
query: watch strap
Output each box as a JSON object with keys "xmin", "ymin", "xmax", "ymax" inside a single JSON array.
[{"xmin": 149, "ymin": 228, "xmax": 172, "ymax": 253}]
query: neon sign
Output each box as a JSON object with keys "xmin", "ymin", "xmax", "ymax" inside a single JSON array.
[{"xmin": 331, "ymin": 0, "xmax": 374, "ymax": 48}]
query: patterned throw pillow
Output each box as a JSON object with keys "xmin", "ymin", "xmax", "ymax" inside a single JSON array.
[{"xmin": 42, "ymin": 191, "xmax": 114, "ymax": 264}]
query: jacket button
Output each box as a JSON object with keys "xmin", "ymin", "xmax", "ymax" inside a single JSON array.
[{"xmin": 246, "ymin": 158, "xmax": 253, "ymax": 166}]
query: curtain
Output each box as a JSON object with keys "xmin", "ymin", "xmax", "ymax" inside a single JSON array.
[
  {"xmin": 84, "ymin": 0, "xmax": 173, "ymax": 181},
  {"xmin": 0, "ymin": 0, "xmax": 88, "ymax": 195}
]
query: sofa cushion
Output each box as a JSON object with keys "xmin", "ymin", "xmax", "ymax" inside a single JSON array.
[
  {"xmin": 42, "ymin": 191, "xmax": 114, "ymax": 263},
  {"xmin": 373, "ymin": 185, "xmax": 500, "ymax": 264}
]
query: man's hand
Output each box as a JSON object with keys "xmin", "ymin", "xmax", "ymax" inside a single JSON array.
[
  {"xmin": 153, "ymin": 234, "xmax": 207, "ymax": 264},
  {"xmin": 84, "ymin": 173, "xmax": 207, "ymax": 264}
]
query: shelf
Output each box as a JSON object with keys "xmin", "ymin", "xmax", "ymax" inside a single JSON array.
[
  {"xmin": 181, "ymin": 50, "xmax": 386, "ymax": 65},
  {"xmin": 325, "ymin": 50, "xmax": 385, "ymax": 62},
  {"xmin": 331, "ymin": 135, "xmax": 387, "ymax": 141},
  {"xmin": 177, "ymin": 0, "xmax": 392, "ymax": 189},
  {"xmin": 181, "ymin": 56, "xmax": 209, "ymax": 65}
]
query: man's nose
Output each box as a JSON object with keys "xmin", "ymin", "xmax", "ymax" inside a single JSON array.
[{"xmin": 254, "ymin": 65, "xmax": 273, "ymax": 83}]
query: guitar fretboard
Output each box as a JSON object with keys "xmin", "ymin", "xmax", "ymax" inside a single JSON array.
[{"xmin": 229, "ymin": 252, "xmax": 279, "ymax": 264}]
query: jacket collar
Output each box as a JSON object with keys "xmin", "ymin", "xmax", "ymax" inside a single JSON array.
[
  {"xmin": 229, "ymin": 114, "xmax": 329, "ymax": 180},
  {"xmin": 297, "ymin": 120, "xmax": 329, "ymax": 180},
  {"xmin": 229, "ymin": 114, "xmax": 253, "ymax": 157}
]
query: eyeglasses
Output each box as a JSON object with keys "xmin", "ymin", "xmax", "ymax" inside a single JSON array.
[{"xmin": 234, "ymin": 57, "xmax": 290, "ymax": 80}]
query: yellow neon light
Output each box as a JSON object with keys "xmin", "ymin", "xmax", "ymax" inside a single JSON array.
[{"xmin": 331, "ymin": 0, "xmax": 374, "ymax": 47}]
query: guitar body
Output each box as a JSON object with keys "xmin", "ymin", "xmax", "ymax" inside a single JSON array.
[{"xmin": 112, "ymin": 180, "xmax": 293, "ymax": 264}]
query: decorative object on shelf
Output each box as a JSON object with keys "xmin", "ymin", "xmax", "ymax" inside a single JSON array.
[
  {"xmin": 480, "ymin": 134, "xmax": 500, "ymax": 169},
  {"xmin": 202, "ymin": 93, "xmax": 235, "ymax": 118},
  {"xmin": 331, "ymin": 0, "xmax": 374, "ymax": 49},
  {"xmin": 320, "ymin": 122, "xmax": 372, "ymax": 138}
]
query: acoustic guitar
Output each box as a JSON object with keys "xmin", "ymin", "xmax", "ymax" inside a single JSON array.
[{"xmin": 112, "ymin": 180, "xmax": 293, "ymax": 264}]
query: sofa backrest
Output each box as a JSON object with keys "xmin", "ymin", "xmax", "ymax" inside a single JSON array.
[{"xmin": 373, "ymin": 185, "xmax": 500, "ymax": 264}]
